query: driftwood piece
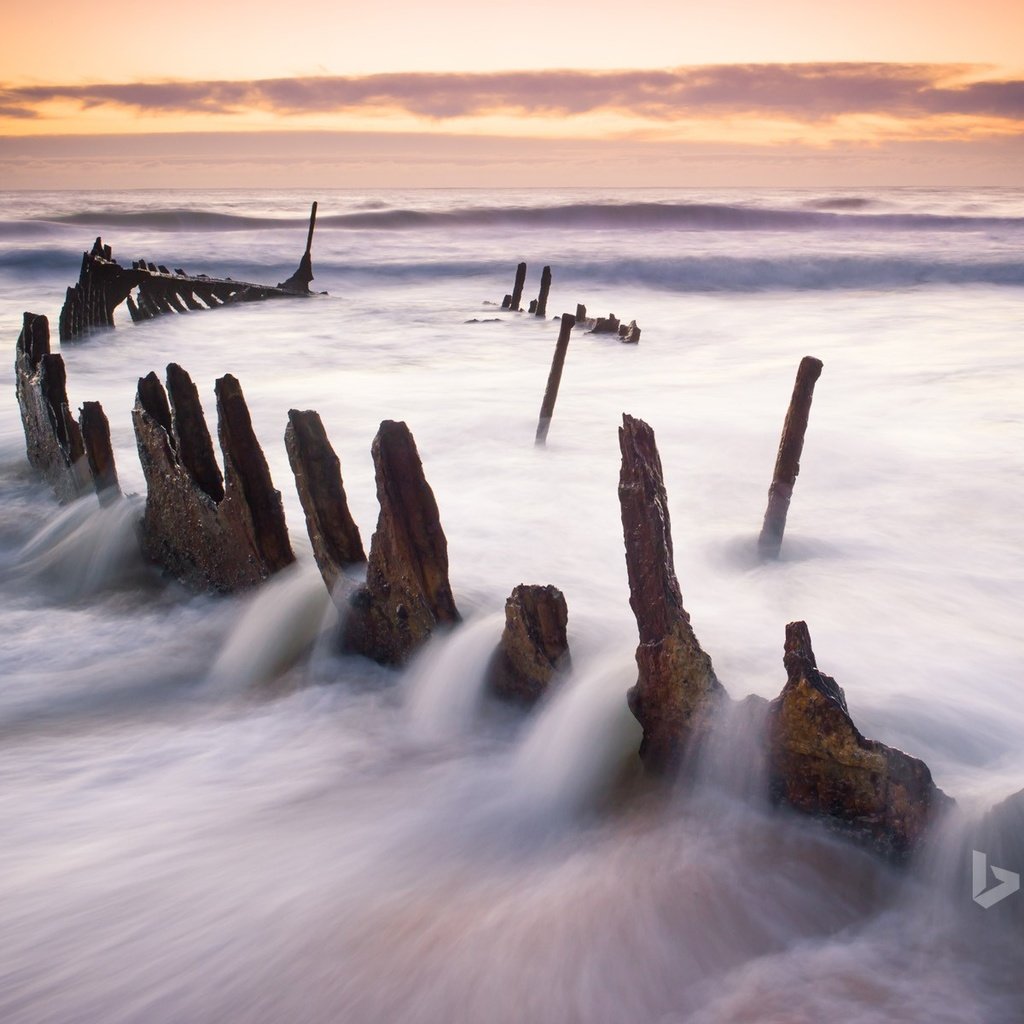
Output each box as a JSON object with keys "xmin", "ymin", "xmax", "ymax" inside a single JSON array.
[
  {"xmin": 758, "ymin": 356, "xmax": 823, "ymax": 558},
  {"xmin": 285, "ymin": 409, "xmax": 366, "ymax": 595},
  {"xmin": 486, "ymin": 584, "xmax": 570, "ymax": 705},
  {"xmin": 535, "ymin": 313, "xmax": 575, "ymax": 446},
  {"xmin": 766, "ymin": 621, "xmax": 951, "ymax": 862},
  {"xmin": 15, "ymin": 312, "xmax": 89, "ymax": 502},
  {"xmin": 79, "ymin": 401, "xmax": 120, "ymax": 504},
  {"xmin": 535, "ymin": 266, "xmax": 552, "ymax": 318},
  {"xmin": 344, "ymin": 420, "xmax": 460, "ymax": 665},
  {"xmin": 618, "ymin": 413, "xmax": 726, "ymax": 774},
  {"xmin": 59, "ymin": 204, "xmax": 320, "ymax": 341},
  {"xmin": 132, "ymin": 365, "xmax": 294, "ymax": 592}
]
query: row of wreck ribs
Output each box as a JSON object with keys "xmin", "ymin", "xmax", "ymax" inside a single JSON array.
[{"xmin": 17, "ymin": 310, "xmax": 947, "ymax": 864}]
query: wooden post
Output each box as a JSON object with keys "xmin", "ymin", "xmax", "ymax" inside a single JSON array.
[
  {"xmin": 510, "ymin": 262, "xmax": 527, "ymax": 311},
  {"xmin": 758, "ymin": 356, "xmax": 824, "ymax": 558},
  {"xmin": 575, "ymin": 303, "xmax": 586, "ymax": 323},
  {"xmin": 535, "ymin": 265, "xmax": 552, "ymax": 317},
  {"xmin": 535, "ymin": 313, "xmax": 575, "ymax": 446}
]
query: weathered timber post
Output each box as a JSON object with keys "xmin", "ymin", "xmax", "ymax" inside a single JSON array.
[
  {"xmin": 618, "ymin": 414, "xmax": 725, "ymax": 773},
  {"xmin": 766, "ymin": 620, "xmax": 951, "ymax": 862},
  {"xmin": 344, "ymin": 420, "xmax": 460, "ymax": 665},
  {"xmin": 285, "ymin": 408, "xmax": 366, "ymax": 595},
  {"xmin": 758, "ymin": 356, "xmax": 824, "ymax": 558},
  {"xmin": 216, "ymin": 374, "xmax": 295, "ymax": 574},
  {"xmin": 535, "ymin": 266, "xmax": 552, "ymax": 317},
  {"xmin": 15, "ymin": 312, "xmax": 89, "ymax": 502},
  {"xmin": 535, "ymin": 313, "xmax": 575, "ymax": 446},
  {"xmin": 510, "ymin": 262, "xmax": 527, "ymax": 311},
  {"xmin": 575, "ymin": 303, "xmax": 586, "ymax": 323},
  {"xmin": 485, "ymin": 584, "xmax": 570, "ymax": 705},
  {"xmin": 79, "ymin": 401, "xmax": 120, "ymax": 504}
]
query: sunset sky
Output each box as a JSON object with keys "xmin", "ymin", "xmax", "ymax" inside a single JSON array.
[{"xmin": 2, "ymin": 0, "xmax": 1022, "ymax": 187}]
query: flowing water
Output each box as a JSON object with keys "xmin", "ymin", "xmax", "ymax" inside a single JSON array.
[{"xmin": 0, "ymin": 187, "xmax": 1022, "ymax": 1022}]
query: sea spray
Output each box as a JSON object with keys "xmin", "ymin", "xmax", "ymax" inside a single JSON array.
[
  {"xmin": 10, "ymin": 493, "xmax": 149, "ymax": 599},
  {"xmin": 404, "ymin": 613, "xmax": 504, "ymax": 744},
  {"xmin": 505, "ymin": 655, "xmax": 642, "ymax": 818},
  {"xmin": 208, "ymin": 562, "xmax": 336, "ymax": 690}
]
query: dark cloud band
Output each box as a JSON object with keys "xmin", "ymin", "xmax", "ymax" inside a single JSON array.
[{"xmin": 2, "ymin": 63, "xmax": 1023, "ymax": 122}]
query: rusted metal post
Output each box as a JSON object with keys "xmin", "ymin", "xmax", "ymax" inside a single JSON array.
[
  {"xmin": 510, "ymin": 262, "xmax": 527, "ymax": 311},
  {"xmin": 79, "ymin": 401, "xmax": 121, "ymax": 504},
  {"xmin": 535, "ymin": 313, "xmax": 575, "ymax": 446},
  {"xmin": 535, "ymin": 265, "xmax": 552, "ymax": 317},
  {"xmin": 758, "ymin": 356, "xmax": 824, "ymax": 558}
]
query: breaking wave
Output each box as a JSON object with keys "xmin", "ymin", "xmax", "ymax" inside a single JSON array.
[{"xmin": 39, "ymin": 201, "xmax": 1024, "ymax": 234}]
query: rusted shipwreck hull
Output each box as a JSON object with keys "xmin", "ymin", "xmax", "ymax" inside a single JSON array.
[{"xmin": 59, "ymin": 202, "xmax": 321, "ymax": 342}]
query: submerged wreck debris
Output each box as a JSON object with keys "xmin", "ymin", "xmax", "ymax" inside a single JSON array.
[
  {"xmin": 132, "ymin": 364, "xmax": 294, "ymax": 592},
  {"xmin": 758, "ymin": 356, "xmax": 823, "ymax": 558},
  {"xmin": 486, "ymin": 584, "xmax": 571, "ymax": 705},
  {"xmin": 618, "ymin": 413, "xmax": 727, "ymax": 774},
  {"xmin": 575, "ymin": 303, "xmax": 587, "ymax": 323},
  {"xmin": 285, "ymin": 408, "xmax": 366, "ymax": 595},
  {"xmin": 15, "ymin": 312, "xmax": 90, "ymax": 502},
  {"xmin": 591, "ymin": 313, "xmax": 621, "ymax": 335},
  {"xmin": 343, "ymin": 420, "xmax": 460, "ymax": 666},
  {"xmin": 618, "ymin": 320, "xmax": 641, "ymax": 344},
  {"xmin": 535, "ymin": 313, "xmax": 576, "ymax": 446},
  {"xmin": 59, "ymin": 203, "xmax": 321, "ymax": 342},
  {"xmin": 766, "ymin": 620, "xmax": 952, "ymax": 862},
  {"xmin": 79, "ymin": 401, "xmax": 121, "ymax": 505}
]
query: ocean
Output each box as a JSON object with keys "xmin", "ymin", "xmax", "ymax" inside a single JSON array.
[{"xmin": 1, "ymin": 187, "xmax": 1022, "ymax": 1022}]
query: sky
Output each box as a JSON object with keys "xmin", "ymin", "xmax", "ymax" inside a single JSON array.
[{"xmin": 1, "ymin": 0, "xmax": 1023, "ymax": 187}]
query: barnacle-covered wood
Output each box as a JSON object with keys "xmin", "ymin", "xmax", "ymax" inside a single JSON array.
[
  {"xmin": 285, "ymin": 408, "xmax": 366, "ymax": 595},
  {"xmin": 15, "ymin": 312, "xmax": 89, "ymax": 502},
  {"xmin": 486, "ymin": 584, "xmax": 570, "ymax": 705},
  {"xmin": 766, "ymin": 620, "xmax": 951, "ymax": 862},
  {"xmin": 133, "ymin": 366, "xmax": 294, "ymax": 592},
  {"xmin": 618, "ymin": 413, "xmax": 726, "ymax": 774},
  {"xmin": 344, "ymin": 420, "xmax": 459, "ymax": 665}
]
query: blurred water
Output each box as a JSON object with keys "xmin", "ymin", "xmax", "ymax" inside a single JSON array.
[{"xmin": 0, "ymin": 187, "xmax": 1022, "ymax": 1022}]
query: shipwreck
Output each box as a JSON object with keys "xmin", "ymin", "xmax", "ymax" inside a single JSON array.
[{"xmin": 58, "ymin": 202, "xmax": 322, "ymax": 342}]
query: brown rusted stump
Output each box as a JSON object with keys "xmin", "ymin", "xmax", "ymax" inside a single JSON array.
[
  {"xmin": 216, "ymin": 374, "xmax": 295, "ymax": 575},
  {"xmin": 79, "ymin": 401, "xmax": 120, "ymax": 504},
  {"xmin": 618, "ymin": 414, "xmax": 726, "ymax": 774},
  {"xmin": 510, "ymin": 262, "xmax": 527, "ymax": 312},
  {"xmin": 535, "ymin": 313, "xmax": 575, "ymax": 446},
  {"xmin": 766, "ymin": 621, "xmax": 951, "ymax": 862},
  {"xmin": 133, "ymin": 366, "xmax": 294, "ymax": 592},
  {"xmin": 344, "ymin": 420, "xmax": 460, "ymax": 665},
  {"xmin": 486, "ymin": 584, "xmax": 570, "ymax": 705},
  {"xmin": 535, "ymin": 266, "xmax": 552, "ymax": 318},
  {"xmin": 592, "ymin": 314, "xmax": 620, "ymax": 335},
  {"xmin": 758, "ymin": 356, "xmax": 823, "ymax": 558},
  {"xmin": 285, "ymin": 409, "xmax": 366, "ymax": 595},
  {"xmin": 15, "ymin": 312, "xmax": 89, "ymax": 502}
]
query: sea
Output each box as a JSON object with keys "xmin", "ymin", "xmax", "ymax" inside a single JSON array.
[{"xmin": 0, "ymin": 187, "xmax": 1022, "ymax": 1023}]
